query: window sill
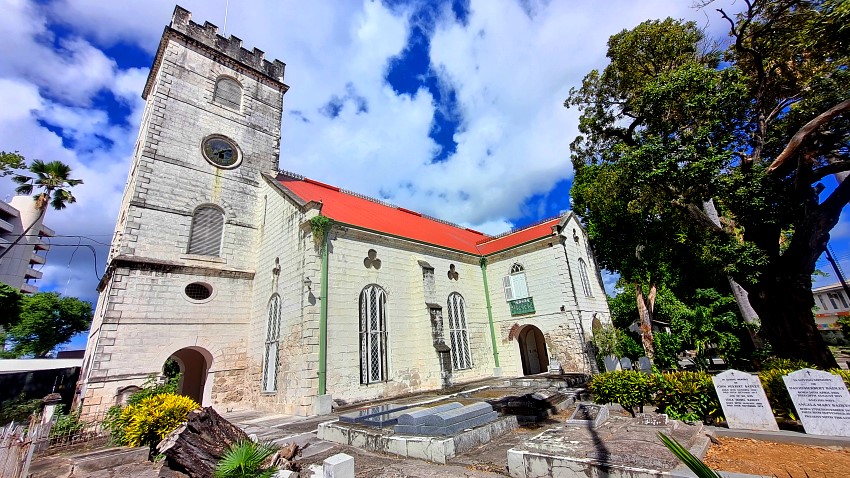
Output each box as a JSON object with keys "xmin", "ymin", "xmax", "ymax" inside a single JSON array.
[{"xmin": 181, "ymin": 254, "xmax": 226, "ymax": 264}]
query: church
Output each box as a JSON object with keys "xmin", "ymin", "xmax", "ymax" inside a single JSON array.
[{"xmin": 76, "ymin": 6, "xmax": 611, "ymax": 417}]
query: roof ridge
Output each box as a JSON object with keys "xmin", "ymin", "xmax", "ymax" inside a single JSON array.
[
  {"xmin": 476, "ymin": 213, "xmax": 566, "ymax": 245},
  {"xmin": 276, "ymin": 169, "xmax": 490, "ymax": 236}
]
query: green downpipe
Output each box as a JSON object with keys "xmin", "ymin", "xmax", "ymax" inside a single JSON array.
[
  {"xmin": 480, "ymin": 257, "xmax": 500, "ymax": 368},
  {"xmin": 318, "ymin": 228, "xmax": 330, "ymax": 396}
]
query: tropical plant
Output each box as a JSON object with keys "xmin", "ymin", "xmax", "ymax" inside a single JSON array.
[
  {"xmin": 759, "ymin": 367, "xmax": 798, "ymax": 419},
  {"xmin": 658, "ymin": 432, "xmax": 721, "ymax": 478},
  {"xmin": 103, "ymin": 374, "xmax": 182, "ymax": 446},
  {"xmin": 0, "ymin": 159, "xmax": 83, "ymax": 261},
  {"xmin": 214, "ymin": 440, "xmax": 279, "ymax": 478},
  {"xmin": 120, "ymin": 393, "xmax": 199, "ymax": 448},
  {"xmin": 567, "ymin": 1, "xmax": 850, "ymax": 368},
  {"xmin": 0, "ymin": 151, "xmax": 26, "ymax": 176},
  {"xmin": 653, "ymin": 371, "xmax": 721, "ymax": 424},
  {"xmin": 652, "ymin": 332, "xmax": 680, "ymax": 370},
  {"xmin": 830, "ymin": 368, "xmax": 850, "ymax": 389},
  {"xmin": 589, "ymin": 370, "xmax": 654, "ymax": 417},
  {"xmin": 50, "ymin": 408, "xmax": 85, "ymax": 438}
]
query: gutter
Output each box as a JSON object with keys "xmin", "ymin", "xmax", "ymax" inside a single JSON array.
[
  {"xmin": 318, "ymin": 226, "xmax": 330, "ymax": 396},
  {"xmin": 479, "ymin": 258, "xmax": 500, "ymax": 368}
]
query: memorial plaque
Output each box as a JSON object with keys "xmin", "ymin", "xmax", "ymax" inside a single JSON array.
[
  {"xmin": 783, "ymin": 369, "xmax": 850, "ymax": 437},
  {"xmin": 712, "ymin": 370, "xmax": 778, "ymax": 431}
]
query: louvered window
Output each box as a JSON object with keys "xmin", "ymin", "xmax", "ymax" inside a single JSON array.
[
  {"xmin": 359, "ymin": 285, "xmax": 388, "ymax": 384},
  {"xmin": 213, "ymin": 77, "xmax": 242, "ymax": 110},
  {"xmin": 187, "ymin": 205, "xmax": 224, "ymax": 256},
  {"xmin": 262, "ymin": 294, "xmax": 281, "ymax": 392},
  {"xmin": 503, "ymin": 263, "xmax": 529, "ymax": 300},
  {"xmin": 447, "ymin": 293, "xmax": 472, "ymax": 370},
  {"xmin": 578, "ymin": 259, "xmax": 593, "ymax": 297}
]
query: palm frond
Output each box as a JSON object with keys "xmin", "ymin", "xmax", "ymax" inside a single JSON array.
[
  {"xmin": 214, "ymin": 440, "xmax": 278, "ymax": 478},
  {"xmin": 658, "ymin": 432, "xmax": 721, "ymax": 478}
]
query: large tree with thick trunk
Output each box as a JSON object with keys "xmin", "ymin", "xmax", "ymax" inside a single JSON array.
[{"xmin": 567, "ymin": 1, "xmax": 849, "ymax": 368}]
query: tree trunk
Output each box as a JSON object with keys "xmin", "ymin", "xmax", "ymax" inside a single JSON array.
[
  {"xmin": 157, "ymin": 407, "xmax": 249, "ymax": 478},
  {"xmin": 635, "ymin": 282, "xmax": 655, "ymax": 359},
  {"xmin": 748, "ymin": 275, "xmax": 838, "ymax": 369}
]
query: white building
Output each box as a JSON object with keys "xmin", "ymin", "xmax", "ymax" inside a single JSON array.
[
  {"xmin": 76, "ymin": 6, "xmax": 611, "ymax": 417},
  {"xmin": 813, "ymin": 281, "xmax": 850, "ymax": 335},
  {"xmin": 0, "ymin": 196, "xmax": 53, "ymax": 294}
]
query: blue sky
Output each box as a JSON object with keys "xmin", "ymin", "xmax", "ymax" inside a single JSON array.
[{"xmin": 0, "ymin": 0, "xmax": 847, "ymax": 352}]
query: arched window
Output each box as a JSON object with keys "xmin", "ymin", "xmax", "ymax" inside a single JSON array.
[
  {"xmin": 262, "ymin": 294, "xmax": 281, "ymax": 392},
  {"xmin": 213, "ymin": 77, "xmax": 242, "ymax": 110},
  {"xmin": 360, "ymin": 285, "xmax": 388, "ymax": 384},
  {"xmin": 187, "ymin": 205, "xmax": 224, "ymax": 256},
  {"xmin": 503, "ymin": 263, "xmax": 529, "ymax": 300},
  {"xmin": 578, "ymin": 258, "xmax": 593, "ymax": 297},
  {"xmin": 447, "ymin": 293, "xmax": 472, "ymax": 370}
]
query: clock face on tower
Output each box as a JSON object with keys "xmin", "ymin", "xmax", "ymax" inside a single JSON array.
[{"xmin": 202, "ymin": 136, "xmax": 241, "ymax": 168}]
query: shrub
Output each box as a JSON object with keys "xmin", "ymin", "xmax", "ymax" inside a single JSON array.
[
  {"xmin": 127, "ymin": 375, "xmax": 180, "ymax": 407},
  {"xmin": 121, "ymin": 393, "xmax": 199, "ymax": 448},
  {"xmin": 761, "ymin": 358, "xmax": 814, "ymax": 372},
  {"xmin": 653, "ymin": 371, "xmax": 720, "ymax": 423},
  {"xmin": 589, "ymin": 370, "xmax": 654, "ymax": 417},
  {"xmin": 759, "ymin": 367, "xmax": 797, "ymax": 419},
  {"xmin": 653, "ymin": 332, "xmax": 680, "ymax": 370},
  {"xmin": 0, "ymin": 393, "xmax": 42, "ymax": 425},
  {"xmin": 50, "ymin": 407, "xmax": 84, "ymax": 438},
  {"xmin": 215, "ymin": 440, "xmax": 279, "ymax": 478},
  {"xmin": 829, "ymin": 369, "xmax": 850, "ymax": 390}
]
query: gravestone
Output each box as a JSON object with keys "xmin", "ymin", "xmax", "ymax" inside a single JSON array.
[
  {"xmin": 619, "ymin": 357, "xmax": 632, "ymax": 371},
  {"xmin": 783, "ymin": 369, "xmax": 850, "ymax": 437},
  {"xmin": 637, "ymin": 356, "xmax": 652, "ymax": 374},
  {"xmin": 565, "ymin": 404, "xmax": 609, "ymax": 428},
  {"xmin": 603, "ymin": 355, "xmax": 621, "ymax": 372},
  {"xmin": 712, "ymin": 370, "xmax": 778, "ymax": 431},
  {"xmin": 548, "ymin": 359, "xmax": 562, "ymax": 374}
]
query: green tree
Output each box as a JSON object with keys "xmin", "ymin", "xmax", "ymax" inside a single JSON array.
[
  {"xmin": 0, "ymin": 158, "xmax": 83, "ymax": 261},
  {"xmin": 0, "ymin": 282, "xmax": 22, "ymax": 329},
  {"xmin": 567, "ymin": 2, "xmax": 849, "ymax": 368},
  {"xmin": 0, "ymin": 151, "xmax": 26, "ymax": 177},
  {"xmin": 3, "ymin": 292, "xmax": 93, "ymax": 357}
]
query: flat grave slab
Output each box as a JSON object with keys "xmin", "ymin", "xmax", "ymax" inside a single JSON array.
[
  {"xmin": 361, "ymin": 407, "xmax": 423, "ymax": 428},
  {"xmin": 397, "ymin": 402, "xmax": 463, "ymax": 426},
  {"xmin": 422, "ymin": 402, "xmax": 493, "ymax": 427},
  {"xmin": 713, "ymin": 369, "xmax": 779, "ymax": 431},
  {"xmin": 338, "ymin": 403, "xmax": 409, "ymax": 424},
  {"xmin": 564, "ymin": 403, "xmax": 609, "ymax": 428},
  {"xmin": 419, "ymin": 411, "xmax": 499, "ymax": 436},
  {"xmin": 784, "ymin": 368, "xmax": 850, "ymax": 437}
]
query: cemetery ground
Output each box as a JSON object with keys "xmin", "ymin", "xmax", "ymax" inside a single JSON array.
[{"xmin": 25, "ymin": 371, "xmax": 850, "ymax": 477}]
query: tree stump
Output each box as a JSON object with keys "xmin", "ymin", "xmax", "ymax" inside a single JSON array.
[{"xmin": 157, "ymin": 407, "xmax": 249, "ymax": 478}]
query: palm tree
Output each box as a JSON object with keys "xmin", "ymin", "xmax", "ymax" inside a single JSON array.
[{"xmin": 0, "ymin": 160, "xmax": 83, "ymax": 261}]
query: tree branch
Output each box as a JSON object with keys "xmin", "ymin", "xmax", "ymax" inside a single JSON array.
[
  {"xmin": 767, "ymin": 98, "xmax": 850, "ymax": 174},
  {"xmin": 812, "ymin": 161, "xmax": 850, "ymax": 182}
]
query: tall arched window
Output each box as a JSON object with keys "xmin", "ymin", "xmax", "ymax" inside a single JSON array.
[
  {"xmin": 447, "ymin": 293, "xmax": 472, "ymax": 370},
  {"xmin": 262, "ymin": 294, "xmax": 281, "ymax": 392},
  {"xmin": 213, "ymin": 77, "xmax": 242, "ymax": 110},
  {"xmin": 187, "ymin": 205, "xmax": 224, "ymax": 256},
  {"xmin": 578, "ymin": 258, "xmax": 593, "ymax": 297},
  {"xmin": 360, "ymin": 285, "xmax": 388, "ymax": 384},
  {"xmin": 503, "ymin": 263, "xmax": 529, "ymax": 300}
]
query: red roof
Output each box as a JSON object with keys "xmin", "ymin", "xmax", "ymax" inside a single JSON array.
[{"xmin": 276, "ymin": 173, "xmax": 558, "ymax": 255}]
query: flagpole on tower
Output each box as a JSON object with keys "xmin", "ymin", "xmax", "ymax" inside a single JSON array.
[{"xmin": 223, "ymin": 0, "xmax": 230, "ymax": 35}]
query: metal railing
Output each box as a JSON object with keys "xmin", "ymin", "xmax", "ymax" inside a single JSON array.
[{"xmin": 509, "ymin": 297, "xmax": 535, "ymax": 316}]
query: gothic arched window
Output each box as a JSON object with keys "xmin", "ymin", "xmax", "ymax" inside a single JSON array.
[
  {"xmin": 503, "ymin": 263, "xmax": 529, "ymax": 300},
  {"xmin": 262, "ymin": 294, "xmax": 281, "ymax": 392},
  {"xmin": 447, "ymin": 293, "xmax": 472, "ymax": 370},
  {"xmin": 213, "ymin": 76, "xmax": 242, "ymax": 110},
  {"xmin": 359, "ymin": 285, "xmax": 388, "ymax": 384},
  {"xmin": 187, "ymin": 205, "xmax": 224, "ymax": 256},
  {"xmin": 578, "ymin": 258, "xmax": 593, "ymax": 297}
]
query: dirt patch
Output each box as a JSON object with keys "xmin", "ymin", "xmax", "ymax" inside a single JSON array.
[{"xmin": 704, "ymin": 437, "xmax": 850, "ymax": 477}]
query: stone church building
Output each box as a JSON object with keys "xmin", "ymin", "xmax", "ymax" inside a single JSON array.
[{"xmin": 77, "ymin": 6, "xmax": 611, "ymax": 417}]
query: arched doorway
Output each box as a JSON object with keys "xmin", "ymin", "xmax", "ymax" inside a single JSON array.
[
  {"xmin": 165, "ymin": 347, "xmax": 211, "ymax": 404},
  {"xmin": 518, "ymin": 325, "xmax": 549, "ymax": 375}
]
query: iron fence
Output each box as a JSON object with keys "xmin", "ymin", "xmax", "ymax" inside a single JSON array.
[{"xmin": 31, "ymin": 411, "xmax": 111, "ymax": 457}]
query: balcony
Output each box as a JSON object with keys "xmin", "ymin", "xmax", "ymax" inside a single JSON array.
[
  {"xmin": 509, "ymin": 297, "xmax": 535, "ymax": 316},
  {"xmin": 20, "ymin": 283, "xmax": 37, "ymax": 294},
  {"xmin": 25, "ymin": 268, "xmax": 43, "ymax": 280},
  {"xmin": 0, "ymin": 217, "xmax": 13, "ymax": 234},
  {"xmin": 30, "ymin": 253, "xmax": 46, "ymax": 265},
  {"xmin": 33, "ymin": 238, "xmax": 49, "ymax": 251}
]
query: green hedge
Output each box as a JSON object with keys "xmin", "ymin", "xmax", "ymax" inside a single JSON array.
[
  {"xmin": 654, "ymin": 371, "xmax": 720, "ymax": 423},
  {"xmin": 588, "ymin": 370, "xmax": 654, "ymax": 417}
]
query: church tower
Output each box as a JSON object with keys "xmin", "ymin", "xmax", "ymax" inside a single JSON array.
[{"xmin": 78, "ymin": 6, "xmax": 288, "ymax": 413}]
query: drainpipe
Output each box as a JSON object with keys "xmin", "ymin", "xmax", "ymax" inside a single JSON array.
[
  {"xmin": 480, "ymin": 257, "xmax": 500, "ymax": 368},
  {"xmin": 318, "ymin": 228, "xmax": 330, "ymax": 396}
]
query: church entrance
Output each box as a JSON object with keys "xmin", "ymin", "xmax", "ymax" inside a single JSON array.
[
  {"xmin": 518, "ymin": 325, "xmax": 549, "ymax": 375},
  {"xmin": 165, "ymin": 347, "xmax": 211, "ymax": 405}
]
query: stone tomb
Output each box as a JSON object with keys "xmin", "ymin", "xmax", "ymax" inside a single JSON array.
[
  {"xmin": 405, "ymin": 402, "xmax": 498, "ymax": 436},
  {"xmin": 713, "ymin": 369, "xmax": 779, "ymax": 431},
  {"xmin": 393, "ymin": 402, "xmax": 463, "ymax": 434},
  {"xmin": 338, "ymin": 403, "xmax": 409, "ymax": 425},
  {"xmin": 783, "ymin": 368, "xmax": 850, "ymax": 437},
  {"xmin": 564, "ymin": 403, "xmax": 609, "ymax": 428}
]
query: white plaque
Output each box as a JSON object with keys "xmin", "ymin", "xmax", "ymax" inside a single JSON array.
[
  {"xmin": 713, "ymin": 370, "xmax": 778, "ymax": 431},
  {"xmin": 783, "ymin": 368, "xmax": 850, "ymax": 437}
]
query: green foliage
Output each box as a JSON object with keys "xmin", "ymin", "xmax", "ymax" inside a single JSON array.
[
  {"xmin": 50, "ymin": 407, "xmax": 84, "ymax": 438},
  {"xmin": 830, "ymin": 369, "xmax": 850, "ymax": 390},
  {"xmin": 589, "ymin": 370, "xmax": 654, "ymax": 417},
  {"xmin": 12, "ymin": 159, "xmax": 83, "ymax": 211},
  {"xmin": 759, "ymin": 368, "xmax": 798, "ymax": 419},
  {"xmin": 761, "ymin": 358, "xmax": 814, "ymax": 371},
  {"xmin": 214, "ymin": 440, "xmax": 279, "ymax": 478},
  {"xmin": 653, "ymin": 371, "xmax": 720, "ymax": 424},
  {"xmin": 0, "ymin": 151, "xmax": 26, "ymax": 177},
  {"xmin": 837, "ymin": 316, "xmax": 850, "ymax": 337},
  {"xmin": 0, "ymin": 393, "xmax": 42, "ymax": 425},
  {"xmin": 671, "ymin": 289, "xmax": 749, "ymax": 369},
  {"xmin": 120, "ymin": 393, "xmax": 199, "ymax": 448},
  {"xmin": 2, "ymin": 292, "xmax": 93, "ymax": 357},
  {"xmin": 103, "ymin": 374, "xmax": 182, "ymax": 445},
  {"xmin": 591, "ymin": 324, "xmax": 644, "ymax": 368},
  {"xmin": 309, "ymin": 215, "xmax": 332, "ymax": 247},
  {"xmin": 616, "ymin": 331, "xmax": 644, "ymax": 360},
  {"xmin": 652, "ymin": 332, "xmax": 680, "ymax": 370},
  {"xmin": 658, "ymin": 433, "xmax": 721, "ymax": 478},
  {"xmin": 0, "ymin": 282, "xmax": 22, "ymax": 329},
  {"xmin": 103, "ymin": 404, "xmax": 127, "ymax": 446}
]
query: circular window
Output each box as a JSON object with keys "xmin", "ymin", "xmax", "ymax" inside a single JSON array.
[
  {"xmin": 202, "ymin": 136, "xmax": 240, "ymax": 168},
  {"xmin": 184, "ymin": 282, "xmax": 212, "ymax": 301}
]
